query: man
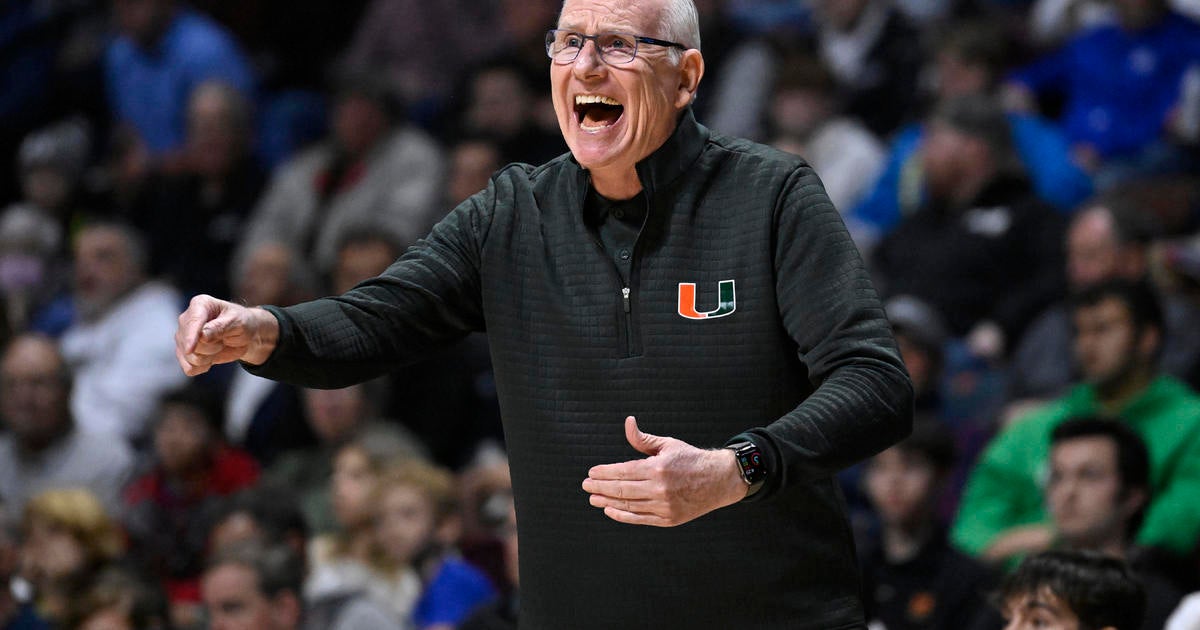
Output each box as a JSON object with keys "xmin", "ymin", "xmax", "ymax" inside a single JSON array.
[
  {"xmin": 0, "ymin": 334, "xmax": 133, "ymax": 520},
  {"xmin": 1045, "ymin": 418, "xmax": 1183, "ymax": 629},
  {"xmin": 1006, "ymin": 201, "xmax": 1200, "ymax": 404},
  {"xmin": 872, "ymin": 93, "xmax": 1066, "ymax": 356},
  {"xmin": 202, "ymin": 542, "xmax": 401, "ymax": 630},
  {"xmin": 178, "ymin": 0, "xmax": 913, "ymax": 627},
  {"xmin": 60, "ymin": 222, "xmax": 186, "ymax": 441},
  {"xmin": 952, "ymin": 280, "xmax": 1200, "ymax": 562},
  {"xmin": 996, "ymin": 550, "xmax": 1146, "ymax": 630}
]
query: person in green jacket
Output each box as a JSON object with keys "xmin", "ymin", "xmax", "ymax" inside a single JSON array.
[{"xmin": 952, "ymin": 279, "xmax": 1200, "ymax": 563}]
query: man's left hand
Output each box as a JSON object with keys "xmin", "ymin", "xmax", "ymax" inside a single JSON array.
[{"xmin": 582, "ymin": 416, "xmax": 749, "ymax": 527}]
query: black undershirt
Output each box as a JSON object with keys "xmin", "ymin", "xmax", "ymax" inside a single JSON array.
[{"xmin": 584, "ymin": 189, "xmax": 646, "ymax": 285}]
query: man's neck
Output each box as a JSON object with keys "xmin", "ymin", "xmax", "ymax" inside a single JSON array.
[
  {"xmin": 882, "ymin": 519, "xmax": 934, "ymax": 563},
  {"xmin": 590, "ymin": 167, "xmax": 643, "ymax": 201},
  {"xmin": 1096, "ymin": 369, "xmax": 1154, "ymax": 411},
  {"xmin": 16, "ymin": 422, "xmax": 71, "ymax": 457}
]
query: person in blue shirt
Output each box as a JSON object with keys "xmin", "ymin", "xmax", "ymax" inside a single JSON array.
[
  {"xmin": 1004, "ymin": 0, "xmax": 1200, "ymax": 190},
  {"xmin": 104, "ymin": 0, "xmax": 255, "ymax": 158},
  {"xmin": 848, "ymin": 19, "xmax": 1092, "ymax": 250}
]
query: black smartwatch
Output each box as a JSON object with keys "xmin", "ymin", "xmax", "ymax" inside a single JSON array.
[{"xmin": 725, "ymin": 440, "xmax": 766, "ymax": 497}]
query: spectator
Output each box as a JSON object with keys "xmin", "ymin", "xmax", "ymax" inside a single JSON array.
[
  {"xmin": 372, "ymin": 460, "xmax": 496, "ymax": 629},
  {"xmin": 0, "ymin": 334, "xmax": 133, "ymax": 521},
  {"xmin": 452, "ymin": 58, "xmax": 565, "ymax": 166},
  {"xmin": 122, "ymin": 385, "xmax": 259, "ymax": 627},
  {"xmin": 848, "ymin": 19, "xmax": 1093, "ymax": 250},
  {"xmin": 810, "ymin": 0, "xmax": 924, "ymax": 138},
  {"xmin": 459, "ymin": 491, "xmax": 518, "ymax": 630},
  {"xmin": 767, "ymin": 53, "xmax": 885, "ymax": 213},
  {"xmin": 198, "ymin": 240, "xmax": 315, "ymax": 464},
  {"xmin": 69, "ymin": 566, "xmax": 170, "ymax": 630},
  {"xmin": 994, "ymin": 550, "xmax": 1145, "ymax": 630},
  {"xmin": 205, "ymin": 485, "xmax": 309, "ymax": 558},
  {"xmin": 16, "ymin": 489, "xmax": 125, "ymax": 626},
  {"xmin": 952, "ymin": 279, "xmax": 1200, "ymax": 561},
  {"xmin": 104, "ymin": 0, "xmax": 255, "ymax": 158},
  {"xmin": 238, "ymin": 73, "xmax": 445, "ymax": 277},
  {"xmin": 1006, "ymin": 201, "xmax": 1200, "ymax": 405},
  {"xmin": 445, "ymin": 137, "xmax": 503, "ymax": 209},
  {"xmin": 329, "ymin": 229, "xmax": 404, "ymax": 296},
  {"xmin": 883, "ymin": 295, "xmax": 949, "ymax": 417},
  {"xmin": 0, "ymin": 511, "xmax": 49, "ymax": 629},
  {"xmin": 203, "ymin": 542, "xmax": 401, "ymax": 630},
  {"xmin": 1044, "ymin": 418, "xmax": 1184, "ymax": 629},
  {"xmin": 305, "ymin": 434, "xmax": 426, "ymax": 617},
  {"xmin": 859, "ymin": 418, "xmax": 994, "ymax": 630},
  {"xmin": 131, "ymin": 80, "xmax": 266, "ymax": 299},
  {"xmin": 58, "ymin": 222, "xmax": 186, "ymax": 441},
  {"xmin": 873, "ymin": 94, "xmax": 1067, "ymax": 358},
  {"xmin": 1004, "ymin": 0, "xmax": 1200, "ymax": 190},
  {"xmin": 265, "ymin": 385, "xmax": 425, "ymax": 534}
]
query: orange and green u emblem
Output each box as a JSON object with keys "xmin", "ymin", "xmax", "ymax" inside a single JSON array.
[{"xmin": 677, "ymin": 280, "xmax": 736, "ymax": 320}]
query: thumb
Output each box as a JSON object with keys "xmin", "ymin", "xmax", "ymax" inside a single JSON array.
[
  {"xmin": 200, "ymin": 308, "xmax": 242, "ymax": 343},
  {"xmin": 625, "ymin": 416, "xmax": 667, "ymax": 456}
]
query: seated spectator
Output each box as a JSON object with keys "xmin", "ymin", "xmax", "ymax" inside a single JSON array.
[
  {"xmin": 206, "ymin": 485, "xmax": 310, "ymax": 559},
  {"xmin": 130, "ymin": 80, "xmax": 266, "ymax": 299},
  {"xmin": 873, "ymin": 94, "xmax": 1067, "ymax": 357},
  {"xmin": 459, "ymin": 490, "xmax": 518, "ymax": 630},
  {"xmin": 372, "ymin": 460, "xmax": 496, "ymax": 630},
  {"xmin": 445, "ymin": 137, "xmax": 504, "ymax": 208},
  {"xmin": 238, "ymin": 73, "xmax": 445, "ymax": 277},
  {"xmin": 16, "ymin": 489, "xmax": 125, "ymax": 626},
  {"xmin": 859, "ymin": 418, "xmax": 994, "ymax": 630},
  {"xmin": 884, "ymin": 295, "xmax": 949, "ymax": 417},
  {"xmin": 122, "ymin": 385, "xmax": 259, "ymax": 627},
  {"xmin": 305, "ymin": 434, "xmax": 426, "ymax": 616},
  {"xmin": 58, "ymin": 222, "xmax": 187, "ymax": 441},
  {"xmin": 1004, "ymin": 0, "xmax": 1200, "ymax": 190},
  {"xmin": 849, "ymin": 20, "xmax": 1092, "ymax": 249},
  {"xmin": 104, "ymin": 0, "xmax": 255, "ymax": 159},
  {"xmin": 767, "ymin": 53, "xmax": 885, "ymax": 213},
  {"xmin": 952, "ymin": 280, "xmax": 1200, "ymax": 561},
  {"xmin": 810, "ymin": 0, "xmax": 923, "ymax": 138},
  {"xmin": 451, "ymin": 58, "xmax": 565, "ymax": 166},
  {"xmin": 203, "ymin": 542, "xmax": 402, "ymax": 630},
  {"xmin": 198, "ymin": 240, "xmax": 315, "ymax": 464},
  {"xmin": 1006, "ymin": 200, "xmax": 1200, "ymax": 405},
  {"xmin": 1043, "ymin": 418, "xmax": 1184, "ymax": 629},
  {"xmin": 0, "ymin": 334, "xmax": 133, "ymax": 521},
  {"xmin": 265, "ymin": 385, "xmax": 425, "ymax": 534},
  {"xmin": 995, "ymin": 550, "xmax": 1145, "ymax": 630},
  {"xmin": 69, "ymin": 566, "xmax": 170, "ymax": 630}
]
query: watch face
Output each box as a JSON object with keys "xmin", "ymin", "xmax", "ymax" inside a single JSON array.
[{"xmin": 734, "ymin": 443, "xmax": 766, "ymax": 484}]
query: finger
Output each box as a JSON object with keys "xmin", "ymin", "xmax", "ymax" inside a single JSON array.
[
  {"xmin": 587, "ymin": 459, "xmax": 652, "ymax": 481},
  {"xmin": 201, "ymin": 309, "xmax": 243, "ymax": 344},
  {"xmin": 581, "ymin": 478, "xmax": 655, "ymax": 500},
  {"xmin": 588, "ymin": 494, "xmax": 657, "ymax": 513},
  {"xmin": 601, "ymin": 506, "xmax": 671, "ymax": 527},
  {"xmin": 177, "ymin": 301, "xmax": 213, "ymax": 356},
  {"xmin": 625, "ymin": 415, "xmax": 668, "ymax": 456}
]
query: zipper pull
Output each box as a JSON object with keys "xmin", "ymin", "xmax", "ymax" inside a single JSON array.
[{"xmin": 622, "ymin": 287, "xmax": 631, "ymax": 313}]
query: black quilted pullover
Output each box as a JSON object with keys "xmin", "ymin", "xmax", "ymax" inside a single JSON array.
[{"xmin": 250, "ymin": 109, "xmax": 913, "ymax": 629}]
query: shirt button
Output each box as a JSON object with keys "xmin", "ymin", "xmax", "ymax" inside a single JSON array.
[
  {"xmin": 613, "ymin": 209, "xmax": 625, "ymax": 219},
  {"xmin": 619, "ymin": 249, "xmax": 631, "ymax": 260}
]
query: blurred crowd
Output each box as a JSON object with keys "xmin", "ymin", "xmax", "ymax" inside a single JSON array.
[{"xmin": 0, "ymin": 0, "xmax": 1199, "ymax": 628}]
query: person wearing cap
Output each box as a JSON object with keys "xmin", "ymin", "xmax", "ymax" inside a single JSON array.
[
  {"xmin": 885, "ymin": 295, "xmax": 948, "ymax": 416},
  {"xmin": 873, "ymin": 93, "xmax": 1067, "ymax": 360},
  {"xmin": 236, "ymin": 73, "xmax": 445, "ymax": 278}
]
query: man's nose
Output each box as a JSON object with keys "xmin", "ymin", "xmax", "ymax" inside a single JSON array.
[{"xmin": 573, "ymin": 39, "xmax": 606, "ymax": 76}]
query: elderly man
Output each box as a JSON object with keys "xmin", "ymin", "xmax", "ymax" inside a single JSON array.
[
  {"xmin": 177, "ymin": 1, "xmax": 912, "ymax": 627},
  {"xmin": 0, "ymin": 334, "xmax": 133, "ymax": 520}
]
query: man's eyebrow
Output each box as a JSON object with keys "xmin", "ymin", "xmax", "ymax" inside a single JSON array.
[{"xmin": 1025, "ymin": 597, "xmax": 1066, "ymax": 616}]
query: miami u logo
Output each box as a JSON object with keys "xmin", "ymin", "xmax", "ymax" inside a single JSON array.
[{"xmin": 677, "ymin": 280, "xmax": 736, "ymax": 320}]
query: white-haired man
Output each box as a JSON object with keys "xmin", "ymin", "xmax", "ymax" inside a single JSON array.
[{"xmin": 177, "ymin": 1, "xmax": 913, "ymax": 627}]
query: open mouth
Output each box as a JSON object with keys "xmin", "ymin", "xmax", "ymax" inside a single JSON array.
[{"xmin": 574, "ymin": 94, "xmax": 624, "ymax": 131}]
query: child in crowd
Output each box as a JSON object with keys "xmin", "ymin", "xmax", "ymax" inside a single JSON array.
[{"xmin": 373, "ymin": 460, "xmax": 495, "ymax": 630}]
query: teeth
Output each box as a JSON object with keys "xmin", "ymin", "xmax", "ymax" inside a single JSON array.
[{"xmin": 575, "ymin": 94, "xmax": 621, "ymax": 106}]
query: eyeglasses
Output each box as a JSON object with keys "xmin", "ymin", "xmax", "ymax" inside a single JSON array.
[{"xmin": 545, "ymin": 29, "xmax": 687, "ymax": 65}]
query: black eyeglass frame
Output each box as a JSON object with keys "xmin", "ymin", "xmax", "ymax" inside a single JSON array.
[{"xmin": 545, "ymin": 29, "xmax": 689, "ymax": 64}]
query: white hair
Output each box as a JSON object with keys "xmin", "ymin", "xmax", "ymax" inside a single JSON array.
[{"xmin": 659, "ymin": 0, "xmax": 701, "ymax": 62}]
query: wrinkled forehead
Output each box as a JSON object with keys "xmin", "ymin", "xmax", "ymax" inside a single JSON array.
[{"xmin": 557, "ymin": 0, "xmax": 662, "ymax": 34}]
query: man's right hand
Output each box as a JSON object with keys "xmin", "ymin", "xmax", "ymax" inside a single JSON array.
[{"xmin": 175, "ymin": 295, "xmax": 280, "ymax": 376}]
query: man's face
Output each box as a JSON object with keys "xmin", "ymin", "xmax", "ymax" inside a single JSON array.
[
  {"xmin": 73, "ymin": 228, "xmax": 139, "ymax": 320},
  {"xmin": 302, "ymin": 386, "xmax": 366, "ymax": 444},
  {"xmin": 187, "ymin": 88, "xmax": 243, "ymax": 177},
  {"xmin": 920, "ymin": 121, "xmax": 981, "ymax": 202},
  {"xmin": 331, "ymin": 447, "xmax": 375, "ymax": 528},
  {"xmin": 1002, "ymin": 589, "xmax": 1081, "ymax": 630},
  {"xmin": 112, "ymin": 0, "xmax": 171, "ymax": 46},
  {"xmin": 1047, "ymin": 436, "xmax": 1136, "ymax": 548},
  {"xmin": 0, "ymin": 337, "xmax": 70, "ymax": 446},
  {"xmin": 863, "ymin": 446, "xmax": 939, "ymax": 528},
  {"xmin": 333, "ymin": 241, "xmax": 397, "ymax": 295},
  {"xmin": 154, "ymin": 404, "xmax": 212, "ymax": 475},
  {"xmin": 1072, "ymin": 298, "xmax": 1149, "ymax": 390},
  {"xmin": 551, "ymin": 0, "xmax": 697, "ymax": 181},
  {"xmin": 1066, "ymin": 209, "xmax": 1140, "ymax": 289},
  {"xmin": 203, "ymin": 564, "xmax": 292, "ymax": 630}
]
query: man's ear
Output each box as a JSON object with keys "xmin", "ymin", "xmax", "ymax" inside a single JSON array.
[
  {"xmin": 675, "ymin": 49, "xmax": 705, "ymax": 108},
  {"xmin": 271, "ymin": 591, "xmax": 303, "ymax": 628}
]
